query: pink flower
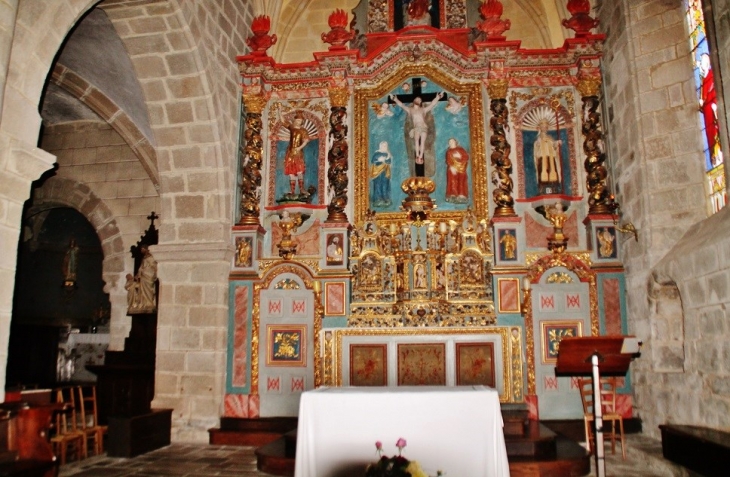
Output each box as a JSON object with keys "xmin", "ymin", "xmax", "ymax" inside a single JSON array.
[
  {"xmin": 396, "ymin": 437, "xmax": 407, "ymax": 455},
  {"xmin": 375, "ymin": 440, "xmax": 383, "ymax": 457}
]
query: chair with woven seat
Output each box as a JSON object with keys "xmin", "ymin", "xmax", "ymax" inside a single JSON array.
[
  {"xmin": 51, "ymin": 387, "xmax": 86, "ymax": 464},
  {"xmin": 577, "ymin": 376, "xmax": 626, "ymax": 459},
  {"xmin": 77, "ymin": 385, "xmax": 107, "ymax": 456}
]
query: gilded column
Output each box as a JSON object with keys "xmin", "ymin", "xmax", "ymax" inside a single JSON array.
[
  {"xmin": 326, "ymin": 86, "xmax": 350, "ymax": 223},
  {"xmin": 488, "ymin": 79, "xmax": 516, "ymax": 217},
  {"xmin": 238, "ymin": 93, "xmax": 267, "ymax": 226},
  {"xmin": 578, "ymin": 77, "xmax": 612, "ymax": 215}
]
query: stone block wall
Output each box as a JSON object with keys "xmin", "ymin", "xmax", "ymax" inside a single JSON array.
[{"xmin": 599, "ymin": 0, "xmax": 730, "ymax": 438}]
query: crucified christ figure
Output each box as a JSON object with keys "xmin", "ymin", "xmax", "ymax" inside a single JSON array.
[{"xmin": 390, "ymin": 91, "xmax": 443, "ymax": 174}]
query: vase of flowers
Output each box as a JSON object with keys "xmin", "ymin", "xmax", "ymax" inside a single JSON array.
[{"xmin": 365, "ymin": 438, "xmax": 441, "ymax": 477}]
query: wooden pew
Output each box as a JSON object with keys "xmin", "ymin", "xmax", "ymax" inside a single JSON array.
[{"xmin": 0, "ymin": 402, "xmax": 59, "ymax": 477}]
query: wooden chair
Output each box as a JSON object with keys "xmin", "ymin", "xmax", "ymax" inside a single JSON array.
[
  {"xmin": 77, "ymin": 385, "xmax": 107, "ymax": 456},
  {"xmin": 577, "ymin": 377, "xmax": 626, "ymax": 459},
  {"xmin": 50, "ymin": 388, "xmax": 86, "ymax": 464}
]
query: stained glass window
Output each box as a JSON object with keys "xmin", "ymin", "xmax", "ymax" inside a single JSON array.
[{"xmin": 685, "ymin": 0, "xmax": 726, "ymax": 214}]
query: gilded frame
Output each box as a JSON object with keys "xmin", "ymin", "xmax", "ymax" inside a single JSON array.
[
  {"xmin": 324, "ymin": 281, "xmax": 347, "ymax": 316},
  {"xmin": 266, "ymin": 324, "xmax": 306, "ymax": 367},
  {"xmin": 540, "ymin": 320, "xmax": 583, "ymax": 364},
  {"xmin": 325, "ymin": 327, "xmax": 521, "ymax": 403},
  {"xmin": 354, "ymin": 64, "xmax": 487, "ymax": 225}
]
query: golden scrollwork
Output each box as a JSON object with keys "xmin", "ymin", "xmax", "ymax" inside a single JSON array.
[
  {"xmin": 510, "ymin": 327, "xmax": 523, "ymax": 402},
  {"xmin": 487, "ymin": 79, "xmax": 509, "ymax": 99},
  {"xmin": 274, "ymin": 278, "xmax": 301, "ymax": 289},
  {"xmin": 577, "ymin": 77, "xmax": 602, "ymax": 98},
  {"xmin": 323, "ymin": 331, "xmax": 334, "ymax": 386},
  {"xmin": 329, "ymin": 87, "xmax": 350, "ymax": 107},
  {"xmin": 546, "ymin": 272, "xmax": 573, "ymax": 284}
]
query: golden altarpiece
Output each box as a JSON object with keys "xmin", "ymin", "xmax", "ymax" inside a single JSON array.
[{"xmin": 226, "ymin": 0, "xmax": 631, "ymax": 422}]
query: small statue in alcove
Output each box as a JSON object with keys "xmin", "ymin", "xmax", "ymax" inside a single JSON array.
[
  {"xmin": 125, "ymin": 243, "xmax": 157, "ymax": 314},
  {"xmin": 62, "ymin": 238, "xmax": 79, "ymax": 288}
]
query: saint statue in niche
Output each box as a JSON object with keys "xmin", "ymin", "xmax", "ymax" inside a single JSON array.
[
  {"xmin": 405, "ymin": 0, "xmax": 431, "ymax": 26},
  {"xmin": 534, "ymin": 119, "xmax": 562, "ymax": 195},
  {"xmin": 62, "ymin": 238, "xmax": 79, "ymax": 287},
  {"xmin": 279, "ymin": 110, "xmax": 310, "ymax": 197}
]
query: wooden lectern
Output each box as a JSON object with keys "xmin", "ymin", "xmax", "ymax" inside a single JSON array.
[{"xmin": 556, "ymin": 336, "xmax": 641, "ymax": 477}]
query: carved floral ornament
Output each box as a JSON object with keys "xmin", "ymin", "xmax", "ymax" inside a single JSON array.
[
  {"xmin": 487, "ymin": 79, "xmax": 509, "ymax": 100},
  {"xmin": 243, "ymin": 93, "xmax": 268, "ymax": 114},
  {"xmin": 577, "ymin": 77, "xmax": 602, "ymax": 98}
]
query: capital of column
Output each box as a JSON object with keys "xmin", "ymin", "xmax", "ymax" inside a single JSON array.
[
  {"xmin": 487, "ymin": 79, "xmax": 509, "ymax": 100},
  {"xmin": 577, "ymin": 77, "xmax": 601, "ymax": 98},
  {"xmin": 243, "ymin": 93, "xmax": 268, "ymax": 114}
]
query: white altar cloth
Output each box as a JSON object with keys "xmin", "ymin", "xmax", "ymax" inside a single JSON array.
[{"xmin": 294, "ymin": 386, "xmax": 509, "ymax": 477}]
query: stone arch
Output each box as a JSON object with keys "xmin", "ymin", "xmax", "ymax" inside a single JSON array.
[
  {"xmin": 1, "ymin": 0, "xmax": 98, "ymax": 144},
  {"xmin": 104, "ymin": 2, "xmax": 235, "ymax": 233},
  {"xmin": 29, "ymin": 176, "xmax": 131, "ymax": 342}
]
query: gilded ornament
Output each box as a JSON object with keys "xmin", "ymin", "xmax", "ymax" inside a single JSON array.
[
  {"xmin": 577, "ymin": 78, "xmax": 601, "ymax": 98},
  {"xmin": 546, "ymin": 272, "xmax": 573, "ymax": 284},
  {"xmin": 329, "ymin": 87, "xmax": 350, "ymax": 107},
  {"xmin": 487, "ymin": 79, "xmax": 509, "ymax": 99},
  {"xmin": 243, "ymin": 93, "xmax": 267, "ymax": 113}
]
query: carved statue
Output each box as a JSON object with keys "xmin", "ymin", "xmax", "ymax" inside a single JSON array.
[{"xmin": 125, "ymin": 244, "xmax": 157, "ymax": 314}]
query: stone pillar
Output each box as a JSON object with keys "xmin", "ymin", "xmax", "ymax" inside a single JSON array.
[
  {"xmin": 151, "ymin": 243, "xmax": 233, "ymax": 442},
  {"xmin": 0, "ymin": 141, "xmax": 56, "ymax": 401}
]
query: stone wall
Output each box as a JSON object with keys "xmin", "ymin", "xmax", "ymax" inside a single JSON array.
[
  {"xmin": 99, "ymin": 0, "xmax": 255, "ymax": 442},
  {"xmin": 599, "ymin": 0, "xmax": 730, "ymax": 438}
]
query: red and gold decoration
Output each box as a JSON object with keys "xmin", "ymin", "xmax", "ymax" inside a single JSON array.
[
  {"xmin": 246, "ymin": 15, "xmax": 277, "ymax": 58},
  {"xmin": 476, "ymin": 0, "xmax": 511, "ymax": 41},
  {"xmin": 321, "ymin": 9, "xmax": 356, "ymax": 51}
]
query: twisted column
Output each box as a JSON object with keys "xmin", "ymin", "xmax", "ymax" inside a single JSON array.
[
  {"xmin": 238, "ymin": 93, "xmax": 267, "ymax": 225},
  {"xmin": 488, "ymin": 79, "xmax": 516, "ymax": 217},
  {"xmin": 326, "ymin": 87, "xmax": 350, "ymax": 223},
  {"xmin": 578, "ymin": 78, "xmax": 612, "ymax": 214}
]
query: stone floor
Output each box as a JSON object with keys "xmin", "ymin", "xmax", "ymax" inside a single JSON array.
[{"xmin": 58, "ymin": 434, "xmax": 696, "ymax": 477}]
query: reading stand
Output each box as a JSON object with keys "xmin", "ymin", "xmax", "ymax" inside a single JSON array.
[{"xmin": 556, "ymin": 336, "xmax": 641, "ymax": 477}]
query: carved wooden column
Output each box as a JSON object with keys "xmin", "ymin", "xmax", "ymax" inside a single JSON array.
[
  {"xmin": 326, "ymin": 86, "xmax": 350, "ymax": 223},
  {"xmin": 488, "ymin": 79, "xmax": 516, "ymax": 217},
  {"xmin": 238, "ymin": 93, "xmax": 266, "ymax": 226},
  {"xmin": 578, "ymin": 77, "xmax": 613, "ymax": 215}
]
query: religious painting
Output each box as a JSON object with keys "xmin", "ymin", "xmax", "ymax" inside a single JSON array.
[
  {"xmin": 233, "ymin": 236, "xmax": 253, "ymax": 268},
  {"xmin": 355, "ymin": 67, "xmax": 487, "ymax": 223},
  {"xmin": 350, "ymin": 344, "xmax": 387, "ymax": 386},
  {"xmin": 266, "ymin": 324, "xmax": 306, "ymax": 367},
  {"xmin": 397, "ymin": 343, "xmax": 446, "ymax": 385},
  {"xmin": 498, "ymin": 229, "xmax": 518, "ymax": 262},
  {"xmin": 325, "ymin": 233, "xmax": 344, "ymax": 266},
  {"xmin": 595, "ymin": 226, "xmax": 617, "ymax": 260},
  {"xmin": 269, "ymin": 108, "xmax": 325, "ymax": 206},
  {"xmin": 541, "ymin": 320, "xmax": 583, "ymax": 364},
  {"xmin": 497, "ymin": 278, "xmax": 521, "ymax": 313},
  {"xmin": 455, "ymin": 342, "xmax": 495, "ymax": 387},
  {"xmin": 324, "ymin": 281, "xmax": 346, "ymax": 316}
]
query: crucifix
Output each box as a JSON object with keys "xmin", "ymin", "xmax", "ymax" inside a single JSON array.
[{"xmin": 389, "ymin": 78, "xmax": 448, "ymax": 177}]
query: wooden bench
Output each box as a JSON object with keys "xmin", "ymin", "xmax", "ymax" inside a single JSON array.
[
  {"xmin": 660, "ymin": 424, "xmax": 730, "ymax": 477},
  {"xmin": 0, "ymin": 402, "xmax": 59, "ymax": 477}
]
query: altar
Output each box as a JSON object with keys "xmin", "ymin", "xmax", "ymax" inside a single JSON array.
[{"xmin": 294, "ymin": 386, "xmax": 509, "ymax": 477}]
